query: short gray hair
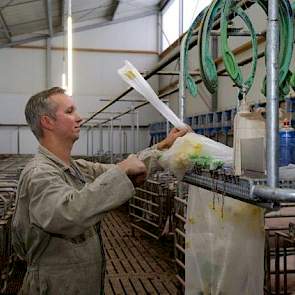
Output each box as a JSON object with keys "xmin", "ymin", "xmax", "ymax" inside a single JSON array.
[{"xmin": 25, "ymin": 87, "xmax": 65, "ymax": 139}]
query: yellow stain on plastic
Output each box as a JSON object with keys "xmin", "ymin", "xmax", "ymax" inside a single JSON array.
[
  {"xmin": 188, "ymin": 217, "xmax": 195, "ymax": 224},
  {"xmin": 185, "ymin": 241, "xmax": 191, "ymax": 249},
  {"xmin": 193, "ymin": 143, "xmax": 203, "ymax": 155},
  {"xmin": 124, "ymin": 70, "xmax": 136, "ymax": 80}
]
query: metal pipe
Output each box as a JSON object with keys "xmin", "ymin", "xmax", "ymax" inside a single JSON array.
[
  {"xmin": 266, "ymin": 0, "xmax": 279, "ymax": 189},
  {"xmin": 119, "ymin": 120, "xmax": 122, "ymax": 158},
  {"xmin": 136, "ymin": 110, "xmax": 139, "ymax": 151},
  {"xmin": 123, "ymin": 130, "xmax": 127, "ymax": 154},
  {"xmin": 46, "ymin": 38, "xmax": 52, "ymax": 88},
  {"xmin": 131, "ymin": 105, "xmax": 136, "ymax": 153},
  {"xmin": 155, "ymin": 70, "xmax": 200, "ymax": 76},
  {"xmin": 179, "ymin": 32, "xmax": 188, "ymax": 122},
  {"xmin": 107, "ymin": 124, "xmax": 111, "ymax": 154},
  {"xmin": 91, "ymin": 126, "xmax": 94, "ymax": 157},
  {"xmin": 86, "ymin": 127, "xmax": 89, "ymax": 156},
  {"xmin": 99, "ymin": 124, "xmax": 103, "ymax": 154},
  {"xmin": 165, "ymin": 100, "xmax": 170, "ymax": 136},
  {"xmin": 210, "ymin": 30, "xmax": 265, "ymax": 37},
  {"xmin": 110, "ymin": 118, "xmax": 113, "ymax": 163},
  {"xmin": 252, "ymin": 186, "xmax": 295, "ymax": 202},
  {"xmin": 17, "ymin": 127, "xmax": 20, "ymax": 155}
]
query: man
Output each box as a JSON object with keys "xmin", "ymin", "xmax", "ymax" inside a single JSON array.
[{"xmin": 12, "ymin": 87, "xmax": 188, "ymax": 294}]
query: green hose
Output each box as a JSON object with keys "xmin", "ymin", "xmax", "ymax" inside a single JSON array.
[
  {"xmin": 183, "ymin": 8, "xmax": 208, "ymax": 97},
  {"xmin": 221, "ymin": 0, "xmax": 258, "ymax": 100}
]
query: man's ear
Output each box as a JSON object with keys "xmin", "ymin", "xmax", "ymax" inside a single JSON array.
[{"xmin": 40, "ymin": 115, "xmax": 55, "ymax": 131}]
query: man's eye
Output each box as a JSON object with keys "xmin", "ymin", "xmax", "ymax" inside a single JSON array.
[{"xmin": 66, "ymin": 108, "xmax": 73, "ymax": 113}]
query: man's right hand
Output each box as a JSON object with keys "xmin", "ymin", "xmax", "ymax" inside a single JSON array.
[{"xmin": 117, "ymin": 154, "xmax": 147, "ymax": 186}]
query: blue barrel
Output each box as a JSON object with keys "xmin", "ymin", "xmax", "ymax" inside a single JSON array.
[{"xmin": 279, "ymin": 129, "xmax": 295, "ymax": 166}]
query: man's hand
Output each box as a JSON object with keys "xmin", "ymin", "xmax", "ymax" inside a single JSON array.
[
  {"xmin": 157, "ymin": 126, "xmax": 192, "ymax": 150},
  {"xmin": 117, "ymin": 154, "xmax": 147, "ymax": 187}
]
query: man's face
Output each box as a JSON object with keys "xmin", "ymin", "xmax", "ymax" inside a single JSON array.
[{"xmin": 49, "ymin": 93, "xmax": 82, "ymax": 142}]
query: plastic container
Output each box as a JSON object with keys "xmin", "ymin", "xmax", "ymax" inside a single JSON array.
[{"xmin": 279, "ymin": 126, "xmax": 295, "ymax": 167}]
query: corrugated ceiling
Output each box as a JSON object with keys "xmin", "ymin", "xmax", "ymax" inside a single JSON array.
[{"xmin": 0, "ymin": 0, "xmax": 163, "ymax": 47}]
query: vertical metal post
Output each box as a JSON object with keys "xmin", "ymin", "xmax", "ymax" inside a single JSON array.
[
  {"xmin": 119, "ymin": 120, "xmax": 122, "ymax": 159},
  {"xmin": 165, "ymin": 100, "xmax": 170, "ymax": 136},
  {"xmin": 86, "ymin": 127, "xmax": 89, "ymax": 156},
  {"xmin": 99, "ymin": 124, "xmax": 103, "ymax": 154},
  {"xmin": 46, "ymin": 38, "xmax": 52, "ymax": 88},
  {"xmin": 17, "ymin": 126, "xmax": 20, "ymax": 155},
  {"xmin": 123, "ymin": 130, "xmax": 127, "ymax": 154},
  {"xmin": 91, "ymin": 126, "xmax": 94, "ymax": 158},
  {"xmin": 136, "ymin": 111, "xmax": 139, "ymax": 152},
  {"xmin": 266, "ymin": 0, "xmax": 279, "ymax": 188},
  {"xmin": 179, "ymin": 33, "xmax": 188, "ymax": 122},
  {"xmin": 179, "ymin": 0, "xmax": 183, "ymax": 35},
  {"xmin": 131, "ymin": 105, "xmax": 136, "ymax": 153},
  {"xmin": 110, "ymin": 118, "xmax": 114, "ymax": 164}
]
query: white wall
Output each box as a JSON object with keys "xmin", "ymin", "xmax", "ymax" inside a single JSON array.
[{"xmin": 0, "ymin": 14, "xmax": 160, "ymax": 155}]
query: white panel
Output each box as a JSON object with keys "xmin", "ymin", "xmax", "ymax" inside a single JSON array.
[
  {"xmin": 19, "ymin": 128, "xmax": 38, "ymax": 154},
  {"xmin": 0, "ymin": 127, "xmax": 18, "ymax": 154},
  {"xmin": 52, "ymin": 15, "xmax": 158, "ymax": 51},
  {"xmin": 0, "ymin": 49, "xmax": 45, "ymax": 94}
]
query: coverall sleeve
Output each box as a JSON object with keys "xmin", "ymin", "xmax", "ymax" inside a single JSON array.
[
  {"xmin": 74, "ymin": 159, "xmax": 115, "ymax": 178},
  {"xmin": 27, "ymin": 164, "xmax": 134, "ymax": 237},
  {"xmin": 137, "ymin": 145, "xmax": 163, "ymax": 176}
]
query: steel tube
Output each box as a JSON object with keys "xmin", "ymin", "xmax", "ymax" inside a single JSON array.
[
  {"xmin": 252, "ymin": 186, "xmax": 295, "ymax": 202},
  {"xmin": 179, "ymin": 33, "xmax": 188, "ymax": 122},
  {"xmin": 110, "ymin": 119, "xmax": 113, "ymax": 163},
  {"xmin": 266, "ymin": 0, "xmax": 279, "ymax": 189},
  {"xmin": 136, "ymin": 110, "xmax": 139, "ymax": 151},
  {"xmin": 131, "ymin": 106, "xmax": 136, "ymax": 153},
  {"xmin": 99, "ymin": 124, "xmax": 103, "ymax": 154},
  {"xmin": 119, "ymin": 121, "xmax": 122, "ymax": 158}
]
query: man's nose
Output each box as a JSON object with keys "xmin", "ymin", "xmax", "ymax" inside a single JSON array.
[{"xmin": 75, "ymin": 112, "xmax": 82, "ymax": 124}]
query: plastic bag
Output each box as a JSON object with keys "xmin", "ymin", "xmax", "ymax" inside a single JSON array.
[
  {"xmin": 159, "ymin": 133, "xmax": 233, "ymax": 179},
  {"xmin": 118, "ymin": 60, "xmax": 186, "ymax": 128},
  {"xmin": 185, "ymin": 185, "xmax": 265, "ymax": 295}
]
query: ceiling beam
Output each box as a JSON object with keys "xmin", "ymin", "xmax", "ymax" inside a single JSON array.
[
  {"xmin": 0, "ymin": 11, "xmax": 11, "ymax": 42},
  {"xmin": 0, "ymin": 10, "xmax": 157, "ymax": 49},
  {"xmin": 108, "ymin": 0, "xmax": 120, "ymax": 21},
  {"xmin": 159, "ymin": 0, "xmax": 170, "ymax": 11},
  {"xmin": 44, "ymin": 0, "xmax": 53, "ymax": 37}
]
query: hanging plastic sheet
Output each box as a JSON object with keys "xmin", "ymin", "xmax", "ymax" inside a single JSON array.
[{"xmin": 185, "ymin": 185, "xmax": 265, "ymax": 295}]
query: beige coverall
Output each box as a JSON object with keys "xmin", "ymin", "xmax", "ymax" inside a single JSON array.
[{"xmin": 12, "ymin": 145, "xmax": 160, "ymax": 294}]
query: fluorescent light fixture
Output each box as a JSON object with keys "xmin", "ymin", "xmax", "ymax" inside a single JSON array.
[{"xmin": 67, "ymin": 0, "xmax": 73, "ymax": 96}]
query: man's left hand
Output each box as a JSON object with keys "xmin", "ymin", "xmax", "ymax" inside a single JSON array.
[{"xmin": 157, "ymin": 126, "xmax": 192, "ymax": 150}]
